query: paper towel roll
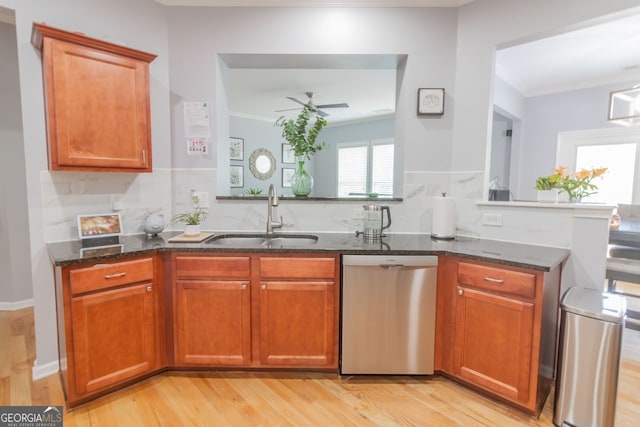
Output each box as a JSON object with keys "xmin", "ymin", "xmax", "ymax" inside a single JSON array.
[{"xmin": 432, "ymin": 195, "xmax": 455, "ymax": 239}]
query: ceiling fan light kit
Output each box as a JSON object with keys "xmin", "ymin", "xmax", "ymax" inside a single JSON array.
[{"xmin": 608, "ymin": 85, "xmax": 640, "ymax": 126}]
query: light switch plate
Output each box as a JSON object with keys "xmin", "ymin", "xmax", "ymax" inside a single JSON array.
[{"xmin": 483, "ymin": 213, "xmax": 503, "ymax": 227}]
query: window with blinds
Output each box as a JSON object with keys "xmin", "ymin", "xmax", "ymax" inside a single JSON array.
[{"xmin": 337, "ymin": 140, "xmax": 394, "ymax": 197}]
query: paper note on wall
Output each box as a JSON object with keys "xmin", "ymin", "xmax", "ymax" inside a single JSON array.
[
  {"xmin": 187, "ymin": 137, "xmax": 208, "ymax": 156},
  {"xmin": 184, "ymin": 102, "xmax": 211, "ymax": 137}
]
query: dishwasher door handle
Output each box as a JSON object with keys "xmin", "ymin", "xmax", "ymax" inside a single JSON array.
[{"xmin": 379, "ymin": 264, "xmax": 405, "ymax": 269}]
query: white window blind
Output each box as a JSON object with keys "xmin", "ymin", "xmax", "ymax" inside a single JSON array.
[
  {"xmin": 338, "ymin": 145, "xmax": 368, "ymax": 197},
  {"xmin": 337, "ymin": 141, "xmax": 394, "ymax": 197},
  {"xmin": 372, "ymin": 143, "xmax": 394, "ymax": 196}
]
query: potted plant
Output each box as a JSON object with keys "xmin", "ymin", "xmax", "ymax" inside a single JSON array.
[
  {"xmin": 246, "ymin": 188, "xmax": 263, "ymax": 196},
  {"xmin": 171, "ymin": 206, "xmax": 208, "ymax": 236},
  {"xmin": 275, "ymin": 106, "xmax": 328, "ymax": 196},
  {"xmin": 534, "ymin": 173, "xmax": 561, "ymax": 203},
  {"xmin": 555, "ymin": 166, "xmax": 608, "ymax": 202}
]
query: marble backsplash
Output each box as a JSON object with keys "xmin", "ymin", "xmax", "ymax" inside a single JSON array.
[{"xmin": 40, "ymin": 166, "xmax": 604, "ymax": 252}]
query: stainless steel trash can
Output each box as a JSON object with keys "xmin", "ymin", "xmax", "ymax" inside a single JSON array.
[{"xmin": 553, "ymin": 287, "xmax": 626, "ymax": 427}]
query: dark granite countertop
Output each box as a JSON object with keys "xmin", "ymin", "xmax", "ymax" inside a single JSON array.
[{"xmin": 46, "ymin": 231, "xmax": 569, "ymax": 271}]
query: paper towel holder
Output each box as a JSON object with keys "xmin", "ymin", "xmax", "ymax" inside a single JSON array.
[{"xmin": 431, "ymin": 193, "xmax": 456, "ymax": 240}]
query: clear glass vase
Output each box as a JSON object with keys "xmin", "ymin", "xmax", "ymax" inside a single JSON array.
[{"xmin": 291, "ymin": 158, "xmax": 313, "ymax": 196}]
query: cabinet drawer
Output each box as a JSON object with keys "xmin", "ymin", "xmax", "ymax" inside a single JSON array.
[
  {"xmin": 175, "ymin": 256, "xmax": 250, "ymax": 279},
  {"xmin": 260, "ymin": 257, "xmax": 336, "ymax": 279},
  {"xmin": 70, "ymin": 258, "xmax": 153, "ymax": 295},
  {"xmin": 457, "ymin": 262, "xmax": 536, "ymax": 299}
]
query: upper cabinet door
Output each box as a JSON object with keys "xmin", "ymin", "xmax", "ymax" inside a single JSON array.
[{"xmin": 32, "ymin": 23, "xmax": 157, "ymax": 172}]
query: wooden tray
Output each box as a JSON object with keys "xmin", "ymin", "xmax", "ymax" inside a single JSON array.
[{"xmin": 167, "ymin": 232, "xmax": 214, "ymax": 243}]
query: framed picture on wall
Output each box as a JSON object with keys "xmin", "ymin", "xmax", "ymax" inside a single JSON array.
[
  {"xmin": 230, "ymin": 165, "xmax": 244, "ymax": 188},
  {"xmin": 282, "ymin": 168, "xmax": 295, "ymax": 188},
  {"xmin": 230, "ymin": 137, "xmax": 244, "ymax": 161},
  {"xmin": 282, "ymin": 143, "xmax": 295, "ymax": 164},
  {"xmin": 417, "ymin": 88, "xmax": 445, "ymax": 115}
]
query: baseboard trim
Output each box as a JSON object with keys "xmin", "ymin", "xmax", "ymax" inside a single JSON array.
[
  {"xmin": 32, "ymin": 359, "xmax": 59, "ymax": 380},
  {"xmin": 0, "ymin": 298, "xmax": 34, "ymax": 311}
]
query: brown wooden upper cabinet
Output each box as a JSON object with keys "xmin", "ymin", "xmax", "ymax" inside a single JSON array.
[{"xmin": 31, "ymin": 23, "xmax": 157, "ymax": 172}]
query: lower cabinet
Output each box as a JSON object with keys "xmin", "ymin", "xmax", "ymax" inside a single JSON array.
[
  {"xmin": 54, "ymin": 256, "xmax": 163, "ymax": 406},
  {"xmin": 174, "ymin": 256, "xmax": 252, "ymax": 365},
  {"xmin": 172, "ymin": 253, "xmax": 339, "ymax": 370},
  {"xmin": 258, "ymin": 257, "xmax": 337, "ymax": 367},
  {"xmin": 436, "ymin": 256, "xmax": 561, "ymax": 416}
]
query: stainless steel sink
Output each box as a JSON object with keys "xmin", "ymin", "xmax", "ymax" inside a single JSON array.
[
  {"xmin": 206, "ymin": 234, "xmax": 266, "ymax": 246},
  {"xmin": 262, "ymin": 235, "xmax": 318, "ymax": 248},
  {"xmin": 206, "ymin": 233, "xmax": 318, "ymax": 247}
]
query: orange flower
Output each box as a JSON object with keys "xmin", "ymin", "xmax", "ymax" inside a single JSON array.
[
  {"xmin": 574, "ymin": 169, "xmax": 591, "ymax": 180},
  {"xmin": 592, "ymin": 167, "xmax": 607, "ymax": 178},
  {"xmin": 554, "ymin": 166, "xmax": 568, "ymax": 177}
]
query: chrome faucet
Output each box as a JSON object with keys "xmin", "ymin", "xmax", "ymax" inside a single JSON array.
[{"xmin": 266, "ymin": 184, "xmax": 282, "ymax": 235}]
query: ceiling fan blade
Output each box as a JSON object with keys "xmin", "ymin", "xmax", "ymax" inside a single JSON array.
[
  {"xmin": 317, "ymin": 109, "xmax": 329, "ymax": 117},
  {"xmin": 275, "ymin": 107, "xmax": 302, "ymax": 113},
  {"xmin": 286, "ymin": 96, "xmax": 308, "ymax": 107},
  {"xmin": 316, "ymin": 103, "xmax": 349, "ymax": 109}
]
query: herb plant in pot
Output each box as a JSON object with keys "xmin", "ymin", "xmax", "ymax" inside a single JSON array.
[
  {"xmin": 534, "ymin": 173, "xmax": 561, "ymax": 203},
  {"xmin": 171, "ymin": 206, "xmax": 207, "ymax": 236},
  {"xmin": 275, "ymin": 106, "xmax": 327, "ymax": 196}
]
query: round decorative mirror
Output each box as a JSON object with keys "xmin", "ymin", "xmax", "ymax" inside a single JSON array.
[{"xmin": 249, "ymin": 148, "xmax": 276, "ymax": 180}]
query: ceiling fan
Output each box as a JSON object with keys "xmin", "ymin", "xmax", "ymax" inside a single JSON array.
[{"xmin": 276, "ymin": 91, "xmax": 349, "ymax": 117}]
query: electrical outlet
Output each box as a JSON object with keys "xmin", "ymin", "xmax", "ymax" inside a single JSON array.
[
  {"xmin": 483, "ymin": 213, "xmax": 503, "ymax": 227},
  {"xmin": 197, "ymin": 191, "xmax": 209, "ymax": 208}
]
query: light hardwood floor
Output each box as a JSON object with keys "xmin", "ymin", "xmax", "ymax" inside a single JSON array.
[{"xmin": 2, "ymin": 307, "xmax": 639, "ymax": 426}]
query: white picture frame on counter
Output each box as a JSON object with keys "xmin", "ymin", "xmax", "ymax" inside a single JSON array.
[{"xmin": 77, "ymin": 213, "xmax": 123, "ymax": 240}]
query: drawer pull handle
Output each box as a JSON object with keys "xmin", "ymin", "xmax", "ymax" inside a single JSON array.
[
  {"xmin": 242, "ymin": 283, "xmax": 248, "ymax": 290},
  {"xmin": 483, "ymin": 276, "xmax": 504, "ymax": 284},
  {"xmin": 146, "ymin": 286, "xmax": 152, "ymax": 292},
  {"xmin": 104, "ymin": 272, "xmax": 127, "ymax": 279},
  {"xmin": 458, "ymin": 288, "xmax": 463, "ymax": 296},
  {"xmin": 261, "ymin": 284, "xmax": 266, "ymax": 290}
]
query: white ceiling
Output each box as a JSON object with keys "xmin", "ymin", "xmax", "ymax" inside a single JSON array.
[
  {"xmin": 154, "ymin": 0, "xmax": 474, "ymax": 6},
  {"xmin": 496, "ymin": 11, "xmax": 640, "ymax": 97}
]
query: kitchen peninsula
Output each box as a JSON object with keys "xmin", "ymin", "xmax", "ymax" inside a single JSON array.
[{"xmin": 48, "ymin": 232, "xmax": 568, "ymax": 415}]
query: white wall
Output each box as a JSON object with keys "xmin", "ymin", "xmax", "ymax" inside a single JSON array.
[
  {"xmin": 0, "ymin": 19, "xmax": 32, "ymax": 309},
  {"xmin": 0, "ymin": 0, "xmax": 172, "ymax": 378},
  {"xmin": 517, "ymin": 79, "xmax": 639, "ymax": 201}
]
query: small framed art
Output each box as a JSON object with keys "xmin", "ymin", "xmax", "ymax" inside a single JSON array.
[
  {"xmin": 230, "ymin": 137, "xmax": 244, "ymax": 161},
  {"xmin": 230, "ymin": 165, "xmax": 244, "ymax": 188},
  {"xmin": 282, "ymin": 168, "xmax": 295, "ymax": 188},
  {"xmin": 77, "ymin": 213, "xmax": 123, "ymax": 240},
  {"xmin": 417, "ymin": 88, "xmax": 445, "ymax": 115},
  {"xmin": 282, "ymin": 143, "xmax": 295, "ymax": 164}
]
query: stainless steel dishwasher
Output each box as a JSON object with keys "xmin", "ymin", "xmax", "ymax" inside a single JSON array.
[{"xmin": 341, "ymin": 255, "xmax": 438, "ymax": 375}]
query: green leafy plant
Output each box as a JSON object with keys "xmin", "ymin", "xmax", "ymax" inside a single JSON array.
[
  {"xmin": 534, "ymin": 174, "xmax": 561, "ymax": 190},
  {"xmin": 275, "ymin": 106, "xmax": 328, "ymax": 160},
  {"xmin": 535, "ymin": 166, "xmax": 607, "ymax": 200},
  {"xmin": 171, "ymin": 207, "xmax": 208, "ymax": 225},
  {"xmin": 555, "ymin": 166, "xmax": 607, "ymax": 200},
  {"xmin": 247, "ymin": 188, "xmax": 263, "ymax": 196}
]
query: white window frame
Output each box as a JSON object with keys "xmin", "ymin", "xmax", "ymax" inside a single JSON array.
[
  {"xmin": 556, "ymin": 127, "xmax": 640, "ymax": 203},
  {"xmin": 336, "ymin": 138, "xmax": 394, "ymax": 197}
]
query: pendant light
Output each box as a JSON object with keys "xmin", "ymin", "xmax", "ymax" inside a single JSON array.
[{"xmin": 608, "ymin": 85, "xmax": 640, "ymax": 126}]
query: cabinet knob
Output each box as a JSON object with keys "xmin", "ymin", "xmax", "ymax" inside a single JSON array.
[
  {"xmin": 261, "ymin": 284, "xmax": 266, "ymax": 290},
  {"xmin": 242, "ymin": 283, "xmax": 248, "ymax": 290},
  {"xmin": 146, "ymin": 285, "xmax": 152, "ymax": 292},
  {"xmin": 458, "ymin": 288, "xmax": 463, "ymax": 296}
]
